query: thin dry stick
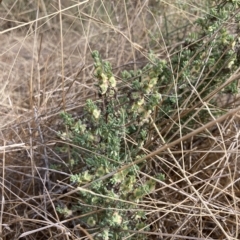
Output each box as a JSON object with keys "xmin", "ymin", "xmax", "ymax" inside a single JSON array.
[
  {"xmin": 29, "ymin": 2, "xmax": 40, "ymax": 109},
  {"xmin": 74, "ymin": 224, "xmax": 94, "ymax": 240},
  {"xmin": 34, "ymin": 107, "xmax": 50, "ymax": 177},
  {"xmin": 123, "ymin": 0, "xmax": 136, "ymax": 70},
  {"xmin": 39, "ymin": 0, "xmax": 51, "ymax": 28},
  {"xmin": 0, "ymin": 141, "xmax": 5, "ymax": 237},
  {"xmin": 58, "ymin": 0, "xmax": 65, "ymax": 111},
  {"xmin": 28, "ymin": 122, "xmax": 35, "ymax": 196}
]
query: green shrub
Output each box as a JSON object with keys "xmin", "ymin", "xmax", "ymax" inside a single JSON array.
[{"xmin": 59, "ymin": 50, "xmax": 163, "ymax": 239}]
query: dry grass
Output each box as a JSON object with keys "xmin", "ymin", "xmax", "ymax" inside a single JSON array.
[{"xmin": 1, "ymin": 0, "xmax": 240, "ymax": 239}]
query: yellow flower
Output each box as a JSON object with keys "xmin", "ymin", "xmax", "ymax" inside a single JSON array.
[
  {"xmin": 92, "ymin": 109, "xmax": 101, "ymax": 119},
  {"xmin": 109, "ymin": 76, "xmax": 116, "ymax": 88}
]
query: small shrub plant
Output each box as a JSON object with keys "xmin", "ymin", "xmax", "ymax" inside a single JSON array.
[
  {"xmin": 59, "ymin": 50, "xmax": 163, "ymax": 239},
  {"xmin": 58, "ymin": 1, "xmax": 240, "ymax": 239}
]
